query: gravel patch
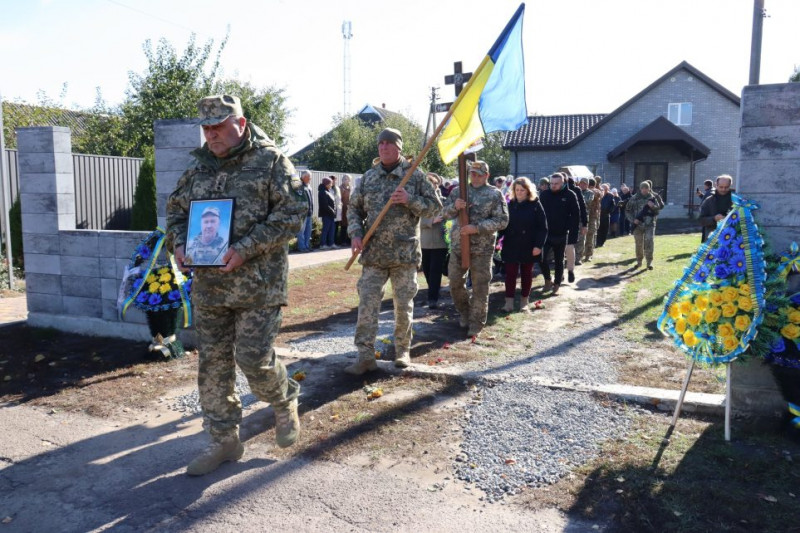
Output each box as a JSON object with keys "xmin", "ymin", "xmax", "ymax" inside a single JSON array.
[
  {"xmin": 170, "ymin": 369, "xmax": 257, "ymax": 414},
  {"xmin": 454, "ymin": 382, "xmax": 629, "ymax": 503}
]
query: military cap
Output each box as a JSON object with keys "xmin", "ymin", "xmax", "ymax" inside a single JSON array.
[
  {"xmin": 197, "ymin": 94, "xmax": 243, "ymax": 126},
  {"xmin": 377, "ymin": 127, "xmax": 403, "ymax": 150},
  {"xmin": 201, "ymin": 206, "xmax": 221, "ymax": 218},
  {"xmin": 468, "ymin": 160, "xmax": 490, "ymax": 176},
  {"xmin": 538, "ymin": 177, "xmax": 550, "ymax": 185},
  {"xmin": 640, "ymin": 180, "xmax": 652, "ymax": 189}
]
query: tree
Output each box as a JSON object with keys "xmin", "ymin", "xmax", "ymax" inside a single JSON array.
[
  {"xmin": 214, "ymin": 79, "xmax": 291, "ymax": 148},
  {"xmin": 121, "ymin": 34, "xmax": 227, "ymax": 156},
  {"xmin": 305, "ymin": 113, "xmax": 454, "ymax": 177},
  {"xmin": 129, "ymin": 149, "xmax": 157, "ymax": 230},
  {"xmin": 791, "ymin": 65, "xmax": 800, "ymax": 82},
  {"xmin": 476, "ymin": 131, "xmax": 510, "ymax": 177}
]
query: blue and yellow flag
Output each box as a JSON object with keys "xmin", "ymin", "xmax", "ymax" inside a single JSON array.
[{"xmin": 437, "ymin": 3, "xmax": 528, "ymax": 164}]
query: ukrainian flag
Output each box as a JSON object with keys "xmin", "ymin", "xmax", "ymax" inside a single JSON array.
[{"xmin": 437, "ymin": 3, "xmax": 528, "ymax": 165}]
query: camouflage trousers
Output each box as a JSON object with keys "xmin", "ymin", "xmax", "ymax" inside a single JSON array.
[
  {"xmin": 632, "ymin": 224, "xmax": 656, "ymax": 264},
  {"xmin": 575, "ymin": 229, "xmax": 586, "ymax": 259},
  {"xmin": 583, "ymin": 219, "xmax": 599, "ymax": 260},
  {"xmin": 195, "ymin": 304, "xmax": 298, "ymax": 441},
  {"xmin": 354, "ymin": 265, "xmax": 418, "ymax": 361},
  {"xmin": 449, "ymin": 253, "xmax": 493, "ymax": 330}
]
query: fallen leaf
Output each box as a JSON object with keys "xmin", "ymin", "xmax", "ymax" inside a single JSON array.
[
  {"xmin": 442, "ymin": 342, "xmax": 451, "ymax": 350},
  {"xmin": 761, "ymin": 494, "xmax": 778, "ymax": 503},
  {"xmin": 374, "ymin": 351, "xmax": 381, "ymax": 359},
  {"xmin": 34, "ymin": 354, "xmax": 46, "ymax": 363},
  {"xmin": 330, "ymin": 414, "xmax": 340, "ymax": 421},
  {"xmin": 292, "ymin": 370, "xmax": 306, "ymax": 382},
  {"xmin": 504, "ymin": 458, "xmax": 516, "ymax": 465},
  {"xmin": 616, "ymin": 476, "xmax": 625, "ymax": 483}
]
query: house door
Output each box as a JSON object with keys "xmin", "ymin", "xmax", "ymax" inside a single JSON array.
[{"xmin": 634, "ymin": 163, "xmax": 668, "ymax": 203}]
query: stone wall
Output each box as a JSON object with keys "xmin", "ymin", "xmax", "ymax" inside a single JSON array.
[
  {"xmin": 731, "ymin": 82, "xmax": 800, "ymax": 417},
  {"xmin": 18, "ymin": 121, "xmax": 202, "ymax": 341}
]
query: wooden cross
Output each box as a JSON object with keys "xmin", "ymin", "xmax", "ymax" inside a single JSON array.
[{"xmin": 444, "ymin": 61, "xmax": 473, "ymax": 97}]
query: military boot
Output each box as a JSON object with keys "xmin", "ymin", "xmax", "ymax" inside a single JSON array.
[
  {"xmin": 186, "ymin": 436, "xmax": 244, "ymax": 476},
  {"xmin": 274, "ymin": 379, "xmax": 301, "ymax": 448},
  {"xmin": 394, "ymin": 350, "xmax": 410, "ymax": 368},
  {"xmin": 345, "ymin": 352, "xmax": 378, "ymax": 375}
]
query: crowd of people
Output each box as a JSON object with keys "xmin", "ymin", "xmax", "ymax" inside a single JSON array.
[{"xmin": 166, "ymin": 92, "xmax": 736, "ymax": 477}]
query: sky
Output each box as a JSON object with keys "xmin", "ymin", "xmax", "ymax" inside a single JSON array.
[{"xmin": 1, "ymin": 0, "xmax": 799, "ymax": 155}]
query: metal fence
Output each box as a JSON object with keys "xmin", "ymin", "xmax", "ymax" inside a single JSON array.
[{"xmin": 2, "ymin": 149, "xmax": 143, "ymax": 236}]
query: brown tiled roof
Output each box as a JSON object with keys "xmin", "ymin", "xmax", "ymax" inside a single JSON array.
[{"xmin": 503, "ymin": 114, "xmax": 607, "ymax": 149}]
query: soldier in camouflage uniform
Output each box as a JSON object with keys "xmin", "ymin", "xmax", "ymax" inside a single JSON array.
[
  {"xmin": 185, "ymin": 206, "xmax": 229, "ymax": 265},
  {"xmin": 575, "ymin": 177, "xmax": 596, "ymax": 261},
  {"xmin": 166, "ymin": 94, "xmax": 306, "ymax": 476},
  {"xmin": 625, "ymin": 180, "xmax": 664, "ymax": 270},
  {"xmin": 443, "ymin": 160, "xmax": 509, "ymax": 337},
  {"xmin": 583, "ymin": 177, "xmax": 602, "ymax": 262},
  {"xmin": 345, "ymin": 128, "xmax": 442, "ymax": 375}
]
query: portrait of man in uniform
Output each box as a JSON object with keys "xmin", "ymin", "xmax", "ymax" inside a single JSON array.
[{"xmin": 185, "ymin": 199, "xmax": 233, "ymax": 266}]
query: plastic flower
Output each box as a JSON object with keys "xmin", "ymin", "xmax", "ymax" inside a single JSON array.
[
  {"xmin": 675, "ymin": 318, "xmax": 687, "ymax": 335},
  {"xmin": 693, "ymin": 266, "xmax": 710, "ymax": 283},
  {"xmin": 132, "ymin": 278, "xmax": 144, "ymax": 291},
  {"xmin": 722, "ymin": 336, "xmax": 739, "ymax": 352},
  {"xmin": 148, "ymin": 293, "xmax": 162, "ymax": 306},
  {"xmin": 721, "ymin": 303, "xmax": 738, "ymax": 318},
  {"xmin": 687, "ymin": 311, "xmax": 703, "ymax": 327},
  {"xmin": 771, "ymin": 337, "xmax": 786, "ymax": 353},
  {"xmin": 157, "ymin": 266, "xmax": 169, "ymax": 275},
  {"xmin": 136, "ymin": 292, "xmax": 149, "ymax": 304},
  {"xmin": 714, "ymin": 264, "xmax": 732, "ymax": 280},
  {"xmin": 726, "ymin": 211, "xmax": 740, "ymax": 226},
  {"xmin": 737, "ymin": 296, "xmax": 753, "ymax": 312},
  {"xmin": 695, "ymin": 295, "xmax": 710, "ymax": 311},
  {"xmin": 728, "ymin": 255, "xmax": 746, "ymax": 275},
  {"xmin": 679, "ymin": 300, "xmax": 693, "ymax": 315},
  {"xmin": 718, "ymin": 323, "xmax": 735, "ymax": 338},
  {"xmin": 781, "ymin": 323, "xmax": 800, "ymax": 340},
  {"xmin": 158, "ymin": 283, "xmax": 172, "ymax": 294},
  {"xmin": 682, "ymin": 330, "xmax": 700, "ymax": 347},
  {"xmin": 719, "ymin": 227, "xmax": 736, "ymax": 244},
  {"xmin": 791, "ymin": 293, "xmax": 800, "ymax": 306},
  {"xmin": 159, "ymin": 272, "xmax": 172, "ymax": 283},
  {"xmin": 135, "ymin": 244, "xmax": 151, "ymax": 259},
  {"xmin": 148, "ymin": 282, "xmax": 161, "ymax": 294},
  {"xmin": 734, "ymin": 314, "xmax": 751, "ymax": 332},
  {"xmin": 704, "ymin": 307, "xmax": 721, "ymax": 323},
  {"xmin": 714, "ymin": 247, "xmax": 731, "ymax": 262},
  {"xmin": 146, "ymin": 274, "xmax": 157, "ymax": 284},
  {"xmin": 709, "ymin": 291, "xmax": 725, "ymax": 307},
  {"xmin": 168, "ymin": 290, "xmax": 181, "ymax": 302},
  {"xmin": 722, "ymin": 287, "xmax": 739, "ymax": 302},
  {"xmin": 738, "ymin": 283, "xmax": 750, "ymax": 296},
  {"xmin": 184, "ymin": 279, "xmax": 192, "ymax": 294},
  {"xmin": 788, "ymin": 309, "xmax": 800, "ymax": 325},
  {"xmin": 668, "ymin": 303, "xmax": 682, "ymax": 319}
]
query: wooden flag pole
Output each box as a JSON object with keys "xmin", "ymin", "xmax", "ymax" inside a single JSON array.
[
  {"xmin": 457, "ymin": 153, "xmax": 471, "ymax": 269},
  {"xmin": 344, "ymin": 103, "xmax": 459, "ymax": 271}
]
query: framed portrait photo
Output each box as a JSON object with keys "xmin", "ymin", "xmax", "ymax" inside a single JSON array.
[{"xmin": 185, "ymin": 198, "xmax": 235, "ymax": 267}]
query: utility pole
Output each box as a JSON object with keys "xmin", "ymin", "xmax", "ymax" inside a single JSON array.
[
  {"xmin": 424, "ymin": 86, "xmax": 439, "ymax": 143},
  {"xmin": 0, "ymin": 92, "xmax": 14, "ymax": 289},
  {"xmin": 749, "ymin": 0, "xmax": 766, "ymax": 85}
]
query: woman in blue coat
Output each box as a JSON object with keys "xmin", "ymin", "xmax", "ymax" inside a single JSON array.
[{"xmin": 499, "ymin": 177, "xmax": 548, "ymax": 311}]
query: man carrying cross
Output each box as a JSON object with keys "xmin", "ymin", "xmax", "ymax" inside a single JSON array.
[{"xmin": 345, "ymin": 128, "xmax": 442, "ymax": 374}]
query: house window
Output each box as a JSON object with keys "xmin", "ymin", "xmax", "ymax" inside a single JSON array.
[
  {"xmin": 668, "ymin": 103, "xmax": 692, "ymax": 126},
  {"xmin": 634, "ymin": 163, "xmax": 668, "ymax": 203}
]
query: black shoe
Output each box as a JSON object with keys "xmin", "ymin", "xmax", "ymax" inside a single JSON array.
[
  {"xmin": 575, "ymin": 259, "xmax": 582, "ymax": 266},
  {"xmin": 647, "ymin": 264, "xmax": 654, "ymax": 270},
  {"xmin": 428, "ymin": 301, "xmax": 439, "ymax": 309},
  {"xmin": 568, "ymin": 271, "xmax": 575, "ymax": 283}
]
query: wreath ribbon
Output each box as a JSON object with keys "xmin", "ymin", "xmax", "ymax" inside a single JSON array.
[{"xmin": 790, "ymin": 402, "xmax": 800, "ymax": 429}]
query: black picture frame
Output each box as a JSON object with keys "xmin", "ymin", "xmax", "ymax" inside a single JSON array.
[{"xmin": 185, "ymin": 198, "xmax": 235, "ymax": 267}]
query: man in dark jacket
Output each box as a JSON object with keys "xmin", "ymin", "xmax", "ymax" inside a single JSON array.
[
  {"xmin": 538, "ymin": 173, "xmax": 580, "ymax": 294},
  {"xmin": 565, "ymin": 177, "xmax": 588, "ymax": 275},
  {"xmin": 698, "ymin": 174, "xmax": 734, "ymax": 242}
]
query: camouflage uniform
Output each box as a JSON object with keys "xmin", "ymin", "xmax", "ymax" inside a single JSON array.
[
  {"xmin": 583, "ymin": 188, "xmax": 602, "ymax": 261},
  {"xmin": 575, "ymin": 188, "xmax": 596, "ymax": 260},
  {"xmin": 625, "ymin": 190, "xmax": 664, "ymax": 266},
  {"xmin": 186, "ymin": 234, "xmax": 228, "ymax": 265},
  {"xmin": 443, "ymin": 184, "xmax": 509, "ymax": 333},
  {"xmin": 166, "ymin": 123, "xmax": 305, "ymax": 441},
  {"xmin": 348, "ymin": 157, "xmax": 441, "ymax": 365}
]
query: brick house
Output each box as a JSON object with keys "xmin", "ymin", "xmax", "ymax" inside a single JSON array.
[{"xmin": 503, "ymin": 61, "xmax": 741, "ymax": 218}]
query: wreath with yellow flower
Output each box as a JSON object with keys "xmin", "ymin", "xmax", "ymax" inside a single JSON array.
[{"xmin": 657, "ymin": 194, "xmax": 766, "ymax": 365}]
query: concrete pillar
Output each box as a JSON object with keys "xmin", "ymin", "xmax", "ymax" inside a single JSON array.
[
  {"xmin": 733, "ymin": 82, "xmax": 800, "ymax": 418},
  {"xmin": 17, "ymin": 126, "xmax": 75, "ymax": 315},
  {"xmin": 154, "ymin": 119, "xmax": 202, "ymax": 228}
]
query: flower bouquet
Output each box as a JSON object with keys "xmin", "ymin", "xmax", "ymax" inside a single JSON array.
[{"xmin": 120, "ymin": 227, "xmax": 192, "ymax": 359}]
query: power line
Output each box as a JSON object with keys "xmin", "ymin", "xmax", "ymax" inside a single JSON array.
[{"xmin": 105, "ymin": 0, "xmax": 201, "ymax": 34}]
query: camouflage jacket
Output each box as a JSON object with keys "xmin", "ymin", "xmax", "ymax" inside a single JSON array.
[
  {"xmin": 581, "ymin": 189, "xmax": 596, "ymax": 221},
  {"xmin": 442, "ymin": 184, "xmax": 509, "ymax": 256},
  {"xmin": 587, "ymin": 188, "xmax": 602, "ymax": 222},
  {"xmin": 625, "ymin": 191, "xmax": 664, "ymax": 227},
  {"xmin": 166, "ymin": 124, "xmax": 305, "ymax": 308},
  {"xmin": 347, "ymin": 157, "xmax": 442, "ymax": 267},
  {"xmin": 186, "ymin": 234, "xmax": 228, "ymax": 265}
]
